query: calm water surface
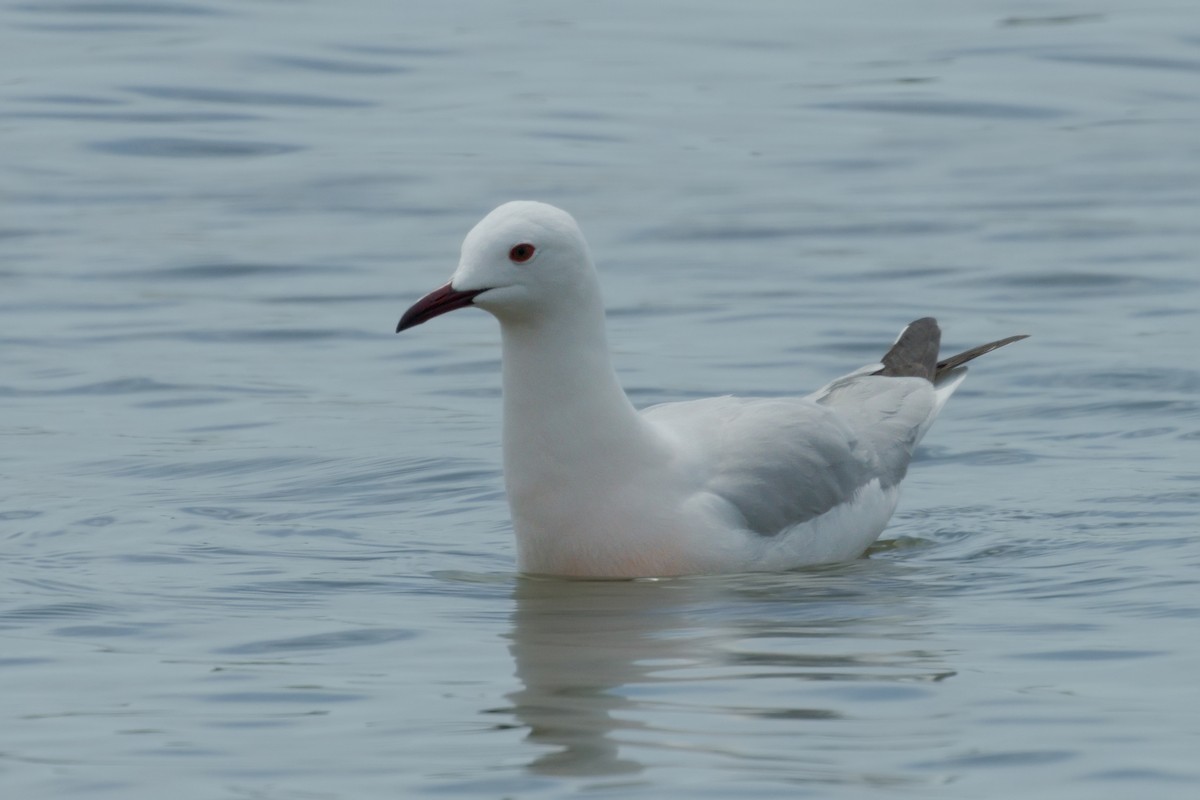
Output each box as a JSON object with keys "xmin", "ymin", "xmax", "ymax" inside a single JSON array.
[{"xmin": 3, "ymin": 1, "xmax": 1199, "ymax": 798}]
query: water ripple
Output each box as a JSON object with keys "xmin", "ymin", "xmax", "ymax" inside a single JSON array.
[
  {"xmin": 0, "ymin": 378, "xmax": 297, "ymax": 398},
  {"xmin": 217, "ymin": 627, "xmax": 415, "ymax": 655},
  {"xmin": 263, "ymin": 55, "xmax": 412, "ymax": 76},
  {"xmin": 202, "ymin": 690, "xmax": 365, "ymax": 704},
  {"xmin": 5, "ymin": 111, "xmax": 259, "ymax": 124},
  {"xmin": 90, "ymin": 137, "xmax": 301, "ymax": 158},
  {"xmin": 15, "ymin": 2, "xmax": 221, "ymax": 16},
  {"xmin": 105, "ymin": 261, "xmax": 350, "ymax": 281},
  {"xmin": 0, "ymin": 602, "xmax": 122, "ymax": 623},
  {"xmin": 1041, "ymin": 52, "xmax": 1200, "ymax": 73},
  {"xmin": 126, "ymin": 85, "xmax": 372, "ymax": 108},
  {"xmin": 814, "ymin": 98, "xmax": 1067, "ymax": 120}
]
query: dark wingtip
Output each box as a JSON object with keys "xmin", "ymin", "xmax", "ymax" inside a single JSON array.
[
  {"xmin": 871, "ymin": 323, "xmax": 1029, "ymax": 382},
  {"xmin": 876, "ymin": 318, "xmax": 942, "ymax": 380},
  {"xmin": 934, "ymin": 333, "xmax": 1029, "ymax": 381}
]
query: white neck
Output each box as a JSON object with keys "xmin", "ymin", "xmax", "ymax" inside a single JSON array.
[
  {"xmin": 494, "ymin": 278, "xmax": 677, "ymax": 576},
  {"xmin": 499, "ymin": 299, "xmax": 653, "ymax": 491}
]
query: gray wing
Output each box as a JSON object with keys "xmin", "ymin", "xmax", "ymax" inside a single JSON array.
[
  {"xmin": 641, "ymin": 376, "xmax": 936, "ymax": 536},
  {"xmin": 808, "ymin": 372, "xmax": 938, "ymax": 483}
]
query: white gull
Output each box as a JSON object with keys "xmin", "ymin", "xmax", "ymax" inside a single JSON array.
[{"xmin": 397, "ymin": 201, "xmax": 1026, "ymax": 578}]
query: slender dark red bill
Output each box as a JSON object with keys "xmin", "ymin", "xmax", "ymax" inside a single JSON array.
[{"xmin": 396, "ymin": 282, "xmax": 485, "ymax": 332}]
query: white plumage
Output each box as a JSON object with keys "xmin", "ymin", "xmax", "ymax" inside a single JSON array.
[{"xmin": 397, "ymin": 201, "xmax": 1024, "ymax": 578}]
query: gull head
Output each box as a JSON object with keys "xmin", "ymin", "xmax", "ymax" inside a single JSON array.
[{"xmin": 397, "ymin": 201, "xmax": 597, "ymax": 332}]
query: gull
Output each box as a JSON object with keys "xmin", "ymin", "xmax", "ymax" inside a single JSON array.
[{"xmin": 396, "ymin": 201, "xmax": 1026, "ymax": 578}]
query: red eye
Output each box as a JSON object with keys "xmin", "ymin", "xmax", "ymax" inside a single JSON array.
[{"xmin": 509, "ymin": 243, "xmax": 536, "ymax": 263}]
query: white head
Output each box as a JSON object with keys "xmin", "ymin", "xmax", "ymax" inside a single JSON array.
[{"xmin": 396, "ymin": 201, "xmax": 600, "ymax": 332}]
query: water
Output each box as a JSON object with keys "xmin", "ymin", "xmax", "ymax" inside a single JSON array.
[{"xmin": 2, "ymin": 0, "xmax": 1199, "ymax": 797}]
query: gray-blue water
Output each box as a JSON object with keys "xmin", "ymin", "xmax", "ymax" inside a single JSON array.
[{"xmin": 3, "ymin": 1, "xmax": 1199, "ymax": 798}]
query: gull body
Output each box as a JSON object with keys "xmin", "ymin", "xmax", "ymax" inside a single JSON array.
[{"xmin": 397, "ymin": 201, "xmax": 1025, "ymax": 578}]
